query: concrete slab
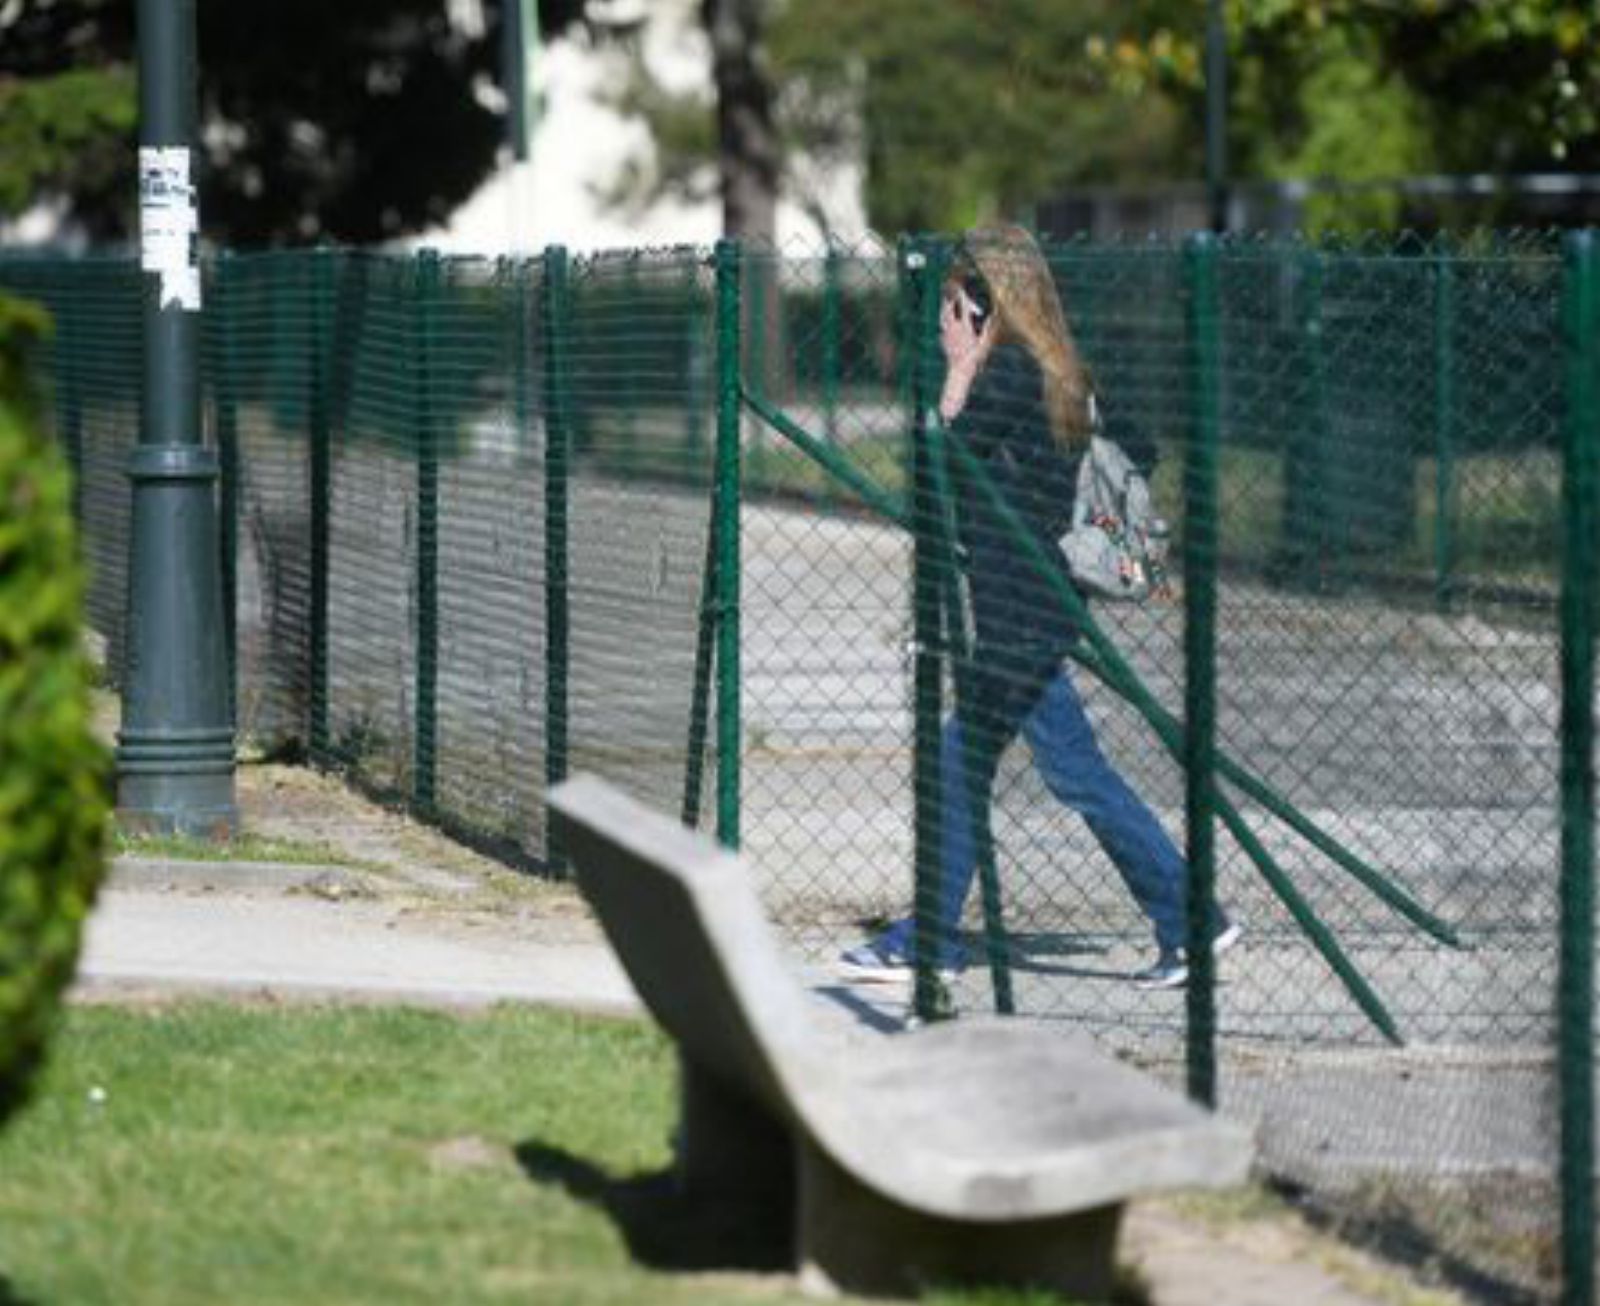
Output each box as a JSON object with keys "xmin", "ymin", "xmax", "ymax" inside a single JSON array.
[{"xmin": 77, "ymin": 890, "xmax": 640, "ymax": 1016}]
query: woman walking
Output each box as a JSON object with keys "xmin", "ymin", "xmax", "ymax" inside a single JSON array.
[{"xmin": 840, "ymin": 225, "xmax": 1237, "ymax": 990}]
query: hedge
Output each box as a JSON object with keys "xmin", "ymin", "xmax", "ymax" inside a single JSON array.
[{"xmin": 0, "ymin": 292, "xmax": 109, "ymax": 1125}]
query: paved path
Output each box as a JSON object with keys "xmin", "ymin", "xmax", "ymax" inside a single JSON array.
[{"xmin": 82, "ymin": 883, "xmax": 638, "ymax": 1015}]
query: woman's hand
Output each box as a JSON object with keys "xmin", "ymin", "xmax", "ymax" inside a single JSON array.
[{"xmin": 938, "ymin": 286, "xmax": 994, "ymax": 423}]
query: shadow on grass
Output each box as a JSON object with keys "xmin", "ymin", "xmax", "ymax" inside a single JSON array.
[
  {"xmin": 0, "ymin": 1273, "xmax": 36, "ymax": 1306},
  {"xmin": 514, "ymin": 1142, "xmax": 792, "ymax": 1274}
]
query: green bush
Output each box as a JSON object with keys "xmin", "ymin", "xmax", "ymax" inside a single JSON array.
[{"xmin": 0, "ymin": 395, "xmax": 109, "ymax": 1126}]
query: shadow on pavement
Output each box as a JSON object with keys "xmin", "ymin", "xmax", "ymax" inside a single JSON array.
[
  {"xmin": 812, "ymin": 983, "xmax": 907, "ymax": 1033},
  {"xmin": 998, "ymin": 932, "xmax": 1129, "ymax": 980}
]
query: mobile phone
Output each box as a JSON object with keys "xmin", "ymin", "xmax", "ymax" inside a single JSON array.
[{"xmin": 965, "ymin": 280, "xmax": 992, "ymax": 335}]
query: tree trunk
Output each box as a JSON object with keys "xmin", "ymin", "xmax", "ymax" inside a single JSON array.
[{"xmin": 703, "ymin": 0, "xmax": 779, "ymax": 246}]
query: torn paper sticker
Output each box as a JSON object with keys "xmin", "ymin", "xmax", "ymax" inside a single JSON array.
[{"xmin": 139, "ymin": 147, "xmax": 202, "ymax": 312}]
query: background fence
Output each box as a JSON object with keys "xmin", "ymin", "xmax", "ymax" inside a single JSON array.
[{"xmin": 1, "ymin": 233, "xmax": 1594, "ymax": 1304}]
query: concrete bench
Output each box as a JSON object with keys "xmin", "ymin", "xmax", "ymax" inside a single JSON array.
[{"xmin": 548, "ymin": 775, "xmax": 1253, "ymax": 1300}]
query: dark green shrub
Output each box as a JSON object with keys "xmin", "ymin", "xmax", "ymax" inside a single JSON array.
[{"xmin": 0, "ymin": 388, "xmax": 109, "ymax": 1124}]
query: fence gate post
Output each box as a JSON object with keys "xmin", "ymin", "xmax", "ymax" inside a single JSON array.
[
  {"xmin": 713, "ymin": 240, "xmax": 743, "ymax": 849},
  {"xmin": 541, "ymin": 246, "xmax": 572, "ymax": 874},
  {"xmin": 413, "ymin": 251, "xmax": 441, "ymax": 819},
  {"xmin": 1558, "ymin": 228, "xmax": 1597, "ymax": 1306},
  {"xmin": 682, "ymin": 262, "xmax": 718, "ymax": 831},
  {"xmin": 905, "ymin": 237, "xmax": 948, "ymax": 1024},
  {"xmin": 1183, "ymin": 232, "xmax": 1223, "ymax": 1107}
]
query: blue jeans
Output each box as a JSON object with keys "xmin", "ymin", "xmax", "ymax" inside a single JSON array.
[{"xmin": 929, "ymin": 667, "xmax": 1189, "ymax": 956}]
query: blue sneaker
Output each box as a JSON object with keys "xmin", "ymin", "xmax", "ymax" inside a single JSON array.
[
  {"xmin": 1133, "ymin": 918, "xmax": 1243, "ymax": 991},
  {"xmin": 839, "ymin": 920, "xmax": 965, "ymax": 983}
]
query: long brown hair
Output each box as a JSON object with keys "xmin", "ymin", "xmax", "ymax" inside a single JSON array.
[{"xmin": 958, "ymin": 224, "xmax": 1093, "ymax": 452}]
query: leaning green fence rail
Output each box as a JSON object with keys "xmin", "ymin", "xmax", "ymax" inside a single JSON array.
[
  {"xmin": 1183, "ymin": 232, "xmax": 1223, "ymax": 1103},
  {"xmin": 1558, "ymin": 228, "xmax": 1597, "ymax": 1306}
]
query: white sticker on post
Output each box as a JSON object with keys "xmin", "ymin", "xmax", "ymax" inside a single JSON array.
[{"xmin": 139, "ymin": 146, "xmax": 202, "ymax": 312}]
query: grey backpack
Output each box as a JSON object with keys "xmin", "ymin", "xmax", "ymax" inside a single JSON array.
[{"xmin": 1058, "ymin": 404, "xmax": 1169, "ymax": 602}]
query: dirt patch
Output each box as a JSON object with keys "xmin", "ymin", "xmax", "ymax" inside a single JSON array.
[
  {"xmin": 427, "ymin": 1135, "xmax": 513, "ymax": 1172},
  {"xmin": 234, "ymin": 761, "xmax": 597, "ymax": 935},
  {"xmin": 1126, "ymin": 1192, "xmax": 1470, "ymax": 1306}
]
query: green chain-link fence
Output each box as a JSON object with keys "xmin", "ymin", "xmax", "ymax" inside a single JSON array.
[{"xmin": 2, "ymin": 233, "xmax": 1593, "ymax": 1304}]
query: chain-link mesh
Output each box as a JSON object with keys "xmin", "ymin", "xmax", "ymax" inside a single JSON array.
[{"xmin": 1, "ymin": 234, "xmax": 1592, "ymax": 1302}]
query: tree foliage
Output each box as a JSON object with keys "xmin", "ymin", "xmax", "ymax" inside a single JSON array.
[
  {"xmin": 1121, "ymin": 2, "xmax": 1600, "ymax": 181},
  {"xmin": 606, "ymin": 0, "xmax": 1190, "ymax": 235},
  {"xmin": 0, "ymin": 0, "xmax": 595, "ymax": 245},
  {"xmin": 771, "ymin": 0, "xmax": 1189, "ymax": 233},
  {"xmin": 611, "ymin": 0, "xmax": 1600, "ymax": 238},
  {"xmin": 0, "ymin": 69, "xmax": 138, "ymax": 229}
]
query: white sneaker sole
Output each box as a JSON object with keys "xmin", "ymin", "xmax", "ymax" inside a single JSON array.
[
  {"xmin": 838, "ymin": 960, "xmax": 961, "ymax": 985},
  {"xmin": 838, "ymin": 962, "xmax": 914, "ymax": 985},
  {"xmin": 1213, "ymin": 921, "xmax": 1243, "ymax": 957}
]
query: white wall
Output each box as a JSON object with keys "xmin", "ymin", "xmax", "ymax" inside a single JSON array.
[{"xmin": 421, "ymin": 0, "xmax": 867, "ymax": 254}]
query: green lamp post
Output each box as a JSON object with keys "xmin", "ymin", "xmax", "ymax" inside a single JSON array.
[{"xmin": 116, "ymin": 0, "xmax": 237, "ymax": 837}]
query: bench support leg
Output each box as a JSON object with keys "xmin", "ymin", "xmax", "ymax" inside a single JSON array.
[
  {"xmin": 677, "ymin": 1057, "xmax": 795, "ymax": 1211},
  {"xmin": 796, "ymin": 1141, "xmax": 1123, "ymax": 1301}
]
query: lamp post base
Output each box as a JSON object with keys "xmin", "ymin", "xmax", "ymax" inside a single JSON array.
[{"xmin": 116, "ymin": 727, "xmax": 238, "ymax": 839}]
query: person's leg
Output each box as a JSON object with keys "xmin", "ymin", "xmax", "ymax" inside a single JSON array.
[
  {"xmin": 844, "ymin": 660, "xmax": 1031, "ymax": 978},
  {"xmin": 874, "ymin": 711, "xmax": 996, "ymax": 963},
  {"xmin": 1021, "ymin": 670, "xmax": 1191, "ymax": 955}
]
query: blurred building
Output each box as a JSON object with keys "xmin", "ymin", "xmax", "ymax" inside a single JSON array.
[{"xmin": 424, "ymin": 0, "xmax": 867, "ymax": 254}]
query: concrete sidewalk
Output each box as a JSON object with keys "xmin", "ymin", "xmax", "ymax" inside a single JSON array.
[{"xmin": 81, "ymin": 855, "xmax": 640, "ymax": 1015}]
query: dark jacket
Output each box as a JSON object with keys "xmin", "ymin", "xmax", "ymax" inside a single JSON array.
[{"xmin": 949, "ymin": 342, "xmax": 1081, "ymax": 728}]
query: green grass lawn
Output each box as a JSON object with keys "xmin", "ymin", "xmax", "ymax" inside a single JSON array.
[{"xmin": 0, "ymin": 1004, "xmax": 1073, "ymax": 1306}]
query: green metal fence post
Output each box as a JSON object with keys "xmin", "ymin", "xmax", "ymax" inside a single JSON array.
[
  {"xmin": 413, "ymin": 251, "xmax": 441, "ymax": 818},
  {"xmin": 928, "ymin": 418, "xmax": 1013, "ymax": 1016},
  {"xmin": 1183, "ymin": 232, "xmax": 1223, "ymax": 1106},
  {"xmin": 907, "ymin": 238, "xmax": 948, "ymax": 1024},
  {"xmin": 308, "ymin": 248, "xmax": 334, "ymax": 761},
  {"xmin": 682, "ymin": 518, "xmax": 719, "ymax": 829},
  {"xmin": 714, "ymin": 240, "xmax": 743, "ymax": 849},
  {"xmin": 1558, "ymin": 227, "xmax": 1597, "ymax": 1306},
  {"xmin": 214, "ymin": 252, "xmax": 239, "ymax": 727},
  {"xmin": 1433, "ymin": 240, "xmax": 1458, "ymax": 614},
  {"xmin": 542, "ymin": 247, "xmax": 573, "ymax": 873}
]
